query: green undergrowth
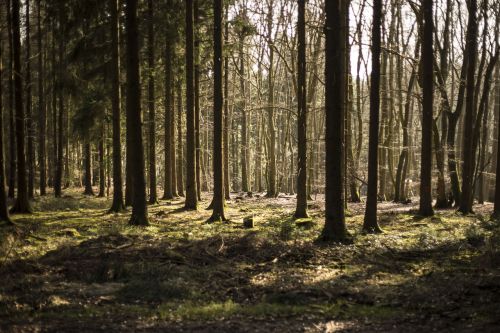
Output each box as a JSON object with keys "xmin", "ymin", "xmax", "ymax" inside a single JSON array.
[{"xmin": 1, "ymin": 189, "xmax": 500, "ymax": 331}]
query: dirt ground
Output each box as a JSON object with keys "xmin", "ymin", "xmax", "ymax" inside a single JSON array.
[{"xmin": 1, "ymin": 190, "xmax": 499, "ymax": 332}]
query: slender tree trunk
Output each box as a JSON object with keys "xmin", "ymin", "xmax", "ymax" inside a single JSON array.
[
  {"xmin": 418, "ymin": 0, "xmax": 434, "ymax": 216},
  {"xmin": 6, "ymin": 0, "xmax": 15, "ymax": 199},
  {"xmin": 177, "ymin": 80, "xmax": 184, "ymax": 196},
  {"xmin": 125, "ymin": 0, "xmax": 148, "ymax": 225},
  {"xmin": 266, "ymin": 2, "xmax": 276, "ymax": 197},
  {"xmin": 10, "ymin": 0, "xmax": 32, "ymax": 213},
  {"xmin": 147, "ymin": 0, "xmax": 157, "ymax": 204},
  {"xmin": 238, "ymin": 33, "xmax": 249, "ymax": 193},
  {"xmin": 37, "ymin": 0, "xmax": 46, "ymax": 196},
  {"xmin": 209, "ymin": 0, "xmax": 226, "ymax": 222},
  {"xmin": 25, "ymin": 0, "xmax": 34, "ymax": 198},
  {"xmin": 295, "ymin": 0, "xmax": 308, "ymax": 218},
  {"xmin": 363, "ymin": 0, "xmax": 382, "ymax": 232},
  {"xmin": 459, "ymin": 0, "xmax": 478, "ymax": 214},
  {"xmin": 162, "ymin": 0, "xmax": 174, "ymax": 200},
  {"xmin": 184, "ymin": 0, "xmax": 197, "ymax": 209},
  {"xmin": 322, "ymin": 0, "xmax": 348, "ymax": 241},
  {"xmin": 98, "ymin": 127, "xmax": 106, "ymax": 197},
  {"xmin": 223, "ymin": 6, "xmax": 230, "ymax": 200},
  {"xmin": 83, "ymin": 142, "xmax": 94, "ymax": 195},
  {"xmin": 54, "ymin": 37, "xmax": 64, "ymax": 198},
  {"xmin": 491, "ymin": 65, "xmax": 500, "ymax": 202},
  {"xmin": 109, "ymin": 0, "xmax": 124, "ymax": 212},
  {"xmin": 194, "ymin": 0, "xmax": 202, "ymax": 200},
  {"xmin": 171, "ymin": 78, "xmax": 178, "ymax": 197},
  {"xmin": 0, "ymin": 40, "xmax": 12, "ymax": 223},
  {"xmin": 493, "ymin": 64, "xmax": 500, "ymax": 217}
]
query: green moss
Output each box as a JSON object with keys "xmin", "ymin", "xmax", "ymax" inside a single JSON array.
[{"xmin": 157, "ymin": 299, "xmax": 403, "ymax": 321}]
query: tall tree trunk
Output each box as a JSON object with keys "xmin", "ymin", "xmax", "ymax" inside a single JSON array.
[
  {"xmin": 209, "ymin": 0, "xmax": 226, "ymax": 222},
  {"xmin": 83, "ymin": 142, "xmax": 94, "ymax": 195},
  {"xmin": 418, "ymin": 0, "xmax": 434, "ymax": 216},
  {"xmin": 363, "ymin": 0, "xmax": 382, "ymax": 232},
  {"xmin": 223, "ymin": 6, "xmax": 230, "ymax": 200},
  {"xmin": 125, "ymin": 0, "xmax": 148, "ymax": 225},
  {"xmin": 10, "ymin": 0, "xmax": 32, "ymax": 213},
  {"xmin": 295, "ymin": 0, "xmax": 308, "ymax": 218},
  {"xmin": 322, "ymin": 0, "xmax": 348, "ymax": 241},
  {"xmin": 147, "ymin": 0, "xmax": 157, "ymax": 204},
  {"xmin": 177, "ymin": 80, "xmax": 184, "ymax": 196},
  {"xmin": 0, "ymin": 40, "xmax": 13, "ymax": 223},
  {"xmin": 238, "ymin": 32, "xmax": 249, "ymax": 193},
  {"xmin": 459, "ymin": 0, "xmax": 478, "ymax": 214},
  {"xmin": 493, "ymin": 64, "xmax": 500, "ymax": 217},
  {"xmin": 54, "ymin": 36, "xmax": 64, "ymax": 198},
  {"xmin": 184, "ymin": 0, "xmax": 198, "ymax": 209},
  {"xmin": 109, "ymin": 0, "xmax": 124, "ymax": 212},
  {"xmin": 266, "ymin": 1, "xmax": 276, "ymax": 197},
  {"xmin": 37, "ymin": 0, "xmax": 46, "ymax": 196},
  {"xmin": 25, "ymin": 0, "xmax": 34, "ymax": 198},
  {"xmin": 6, "ymin": 0, "xmax": 15, "ymax": 199},
  {"xmin": 171, "ymin": 77, "xmax": 178, "ymax": 197},
  {"xmin": 98, "ymin": 127, "xmax": 106, "ymax": 197},
  {"xmin": 162, "ymin": 0, "xmax": 174, "ymax": 200},
  {"xmin": 491, "ymin": 65, "xmax": 500, "ymax": 202},
  {"xmin": 194, "ymin": 0, "xmax": 202, "ymax": 200}
]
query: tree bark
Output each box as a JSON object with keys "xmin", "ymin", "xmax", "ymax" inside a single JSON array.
[
  {"xmin": 209, "ymin": 0, "xmax": 226, "ymax": 222},
  {"xmin": 294, "ymin": 0, "xmax": 308, "ymax": 218},
  {"xmin": 459, "ymin": 0, "xmax": 478, "ymax": 214},
  {"xmin": 109, "ymin": 0, "xmax": 124, "ymax": 212},
  {"xmin": 25, "ymin": 0, "xmax": 34, "ymax": 199},
  {"xmin": 6, "ymin": 0, "xmax": 15, "ymax": 199},
  {"xmin": 184, "ymin": 0, "xmax": 198, "ymax": 209},
  {"xmin": 265, "ymin": 2, "xmax": 276, "ymax": 197},
  {"xmin": 162, "ymin": 0, "xmax": 174, "ymax": 200},
  {"xmin": 322, "ymin": 0, "xmax": 349, "ymax": 241},
  {"xmin": 147, "ymin": 0, "xmax": 157, "ymax": 204},
  {"xmin": 83, "ymin": 142, "xmax": 94, "ymax": 195},
  {"xmin": 418, "ymin": 0, "xmax": 434, "ymax": 216},
  {"xmin": 10, "ymin": 0, "xmax": 32, "ymax": 213},
  {"xmin": 37, "ymin": 0, "xmax": 46, "ymax": 196},
  {"xmin": 0, "ymin": 39, "xmax": 12, "ymax": 223},
  {"xmin": 223, "ymin": 6, "xmax": 230, "ymax": 200},
  {"xmin": 125, "ymin": 0, "xmax": 148, "ymax": 225},
  {"xmin": 363, "ymin": 0, "xmax": 382, "ymax": 232}
]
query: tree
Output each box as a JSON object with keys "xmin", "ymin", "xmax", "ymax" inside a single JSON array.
[
  {"xmin": 0, "ymin": 39, "xmax": 13, "ymax": 224},
  {"xmin": 54, "ymin": 33, "xmax": 64, "ymax": 198},
  {"xmin": 184, "ymin": 0, "xmax": 198, "ymax": 210},
  {"xmin": 266, "ymin": 0, "xmax": 276, "ymax": 198},
  {"xmin": 108, "ymin": 0, "xmax": 125, "ymax": 212},
  {"xmin": 25, "ymin": 0, "xmax": 34, "ymax": 199},
  {"xmin": 162, "ymin": 0, "xmax": 174, "ymax": 201},
  {"xmin": 223, "ymin": 5, "xmax": 230, "ymax": 200},
  {"xmin": 10, "ymin": 0, "xmax": 32, "ymax": 214},
  {"xmin": 294, "ymin": 0, "xmax": 308, "ymax": 218},
  {"xmin": 459, "ymin": 0, "xmax": 478, "ymax": 214},
  {"xmin": 147, "ymin": 0, "xmax": 157, "ymax": 204},
  {"xmin": 493, "ymin": 65, "xmax": 500, "ymax": 218},
  {"xmin": 418, "ymin": 0, "xmax": 434, "ymax": 216},
  {"xmin": 37, "ymin": 0, "xmax": 47, "ymax": 196},
  {"xmin": 209, "ymin": 0, "xmax": 226, "ymax": 222},
  {"xmin": 83, "ymin": 142, "xmax": 94, "ymax": 195},
  {"xmin": 125, "ymin": 0, "xmax": 148, "ymax": 225},
  {"xmin": 362, "ymin": 0, "xmax": 383, "ymax": 233},
  {"xmin": 321, "ymin": 0, "xmax": 348, "ymax": 242},
  {"xmin": 6, "ymin": 0, "xmax": 15, "ymax": 200}
]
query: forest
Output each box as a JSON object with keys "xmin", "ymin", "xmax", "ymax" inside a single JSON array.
[{"xmin": 0, "ymin": 0, "xmax": 499, "ymax": 331}]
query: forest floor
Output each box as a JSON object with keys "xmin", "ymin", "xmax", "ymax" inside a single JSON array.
[{"xmin": 1, "ymin": 190, "xmax": 500, "ymax": 332}]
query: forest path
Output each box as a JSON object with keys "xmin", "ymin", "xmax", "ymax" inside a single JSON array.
[{"xmin": 0, "ymin": 190, "xmax": 499, "ymax": 332}]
